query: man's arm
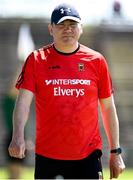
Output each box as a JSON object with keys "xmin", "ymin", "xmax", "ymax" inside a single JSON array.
[
  {"xmin": 99, "ymin": 95, "xmax": 125, "ymax": 179},
  {"xmin": 8, "ymin": 89, "xmax": 33, "ymax": 159}
]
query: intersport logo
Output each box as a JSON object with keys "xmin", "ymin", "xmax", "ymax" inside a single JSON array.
[
  {"xmin": 45, "ymin": 79, "xmax": 91, "ymax": 86},
  {"xmin": 44, "ymin": 79, "xmax": 91, "ymax": 98}
]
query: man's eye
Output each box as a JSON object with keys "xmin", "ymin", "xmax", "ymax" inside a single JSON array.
[
  {"xmin": 56, "ymin": 23, "xmax": 78, "ymax": 28},
  {"xmin": 70, "ymin": 24, "xmax": 77, "ymax": 28},
  {"xmin": 58, "ymin": 24, "xmax": 64, "ymax": 27}
]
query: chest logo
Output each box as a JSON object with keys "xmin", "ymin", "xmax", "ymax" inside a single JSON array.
[{"xmin": 78, "ymin": 63, "xmax": 84, "ymax": 71}]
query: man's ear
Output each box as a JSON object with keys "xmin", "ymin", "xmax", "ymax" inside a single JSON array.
[{"xmin": 48, "ymin": 24, "xmax": 53, "ymax": 36}]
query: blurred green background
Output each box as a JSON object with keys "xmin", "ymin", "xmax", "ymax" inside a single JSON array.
[{"xmin": 0, "ymin": 168, "xmax": 133, "ymax": 179}]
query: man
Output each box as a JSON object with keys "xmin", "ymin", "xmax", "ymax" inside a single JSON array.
[{"xmin": 9, "ymin": 3, "xmax": 125, "ymax": 179}]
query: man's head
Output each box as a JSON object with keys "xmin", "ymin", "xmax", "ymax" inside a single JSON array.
[
  {"xmin": 51, "ymin": 3, "xmax": 81, "ymax": 25},
  {"xmin": 48, "ymin": 4, "xmax": 83, "ymax": 50}
]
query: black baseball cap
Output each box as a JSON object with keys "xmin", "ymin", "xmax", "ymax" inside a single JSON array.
[{"xmin": 51, "ymin": 4, "xmax": 81, "ymax": 24}]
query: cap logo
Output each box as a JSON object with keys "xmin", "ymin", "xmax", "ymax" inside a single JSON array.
[{"xmin": 60, "ymin": 7, "xmax": 71, "ymax": 14}]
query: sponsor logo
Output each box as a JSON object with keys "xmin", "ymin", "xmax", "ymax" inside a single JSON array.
[
  {"xmin": 54, "ymin": 87, "xmax": 84, "ymax": 98},
  {"xmin": 45, "ymin": 79, "xmax": 90, "ymax": 86},
  {"xmin": 45, "ymin": 79, "xmax": 91, "ymax": 98}
]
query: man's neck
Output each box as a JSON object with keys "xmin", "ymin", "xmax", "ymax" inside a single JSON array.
[{"xmin": 54, "ymin": 42, "xmax": 79, "ymax": 53}]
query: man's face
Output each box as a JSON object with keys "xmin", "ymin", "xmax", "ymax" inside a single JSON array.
[{"xmin": 48, "ymin": 20, "xmax": 83, "ymax": 46}]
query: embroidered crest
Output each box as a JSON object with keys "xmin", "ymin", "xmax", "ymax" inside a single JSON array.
[{"xmin": 78, "ymin": 63, "xmax": 84, "ymax": 71}]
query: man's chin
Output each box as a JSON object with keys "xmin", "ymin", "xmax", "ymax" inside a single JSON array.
[
  {"xmin": 62, "ymin": 38, "xmax": 74, "ymax": 44},
  {"xmin": 62, "ymin": 36, "xmax": 73, "ymax": 40}
]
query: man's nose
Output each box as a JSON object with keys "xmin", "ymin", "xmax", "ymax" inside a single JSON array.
[{"xmin": 64, "ymin": 25, "xmax": 72, "ymax": 31}]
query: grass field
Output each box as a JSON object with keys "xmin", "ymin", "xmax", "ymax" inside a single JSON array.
[{"xmin": 0, "ymin": 167, "xmax": 133, "ymax": 179}]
